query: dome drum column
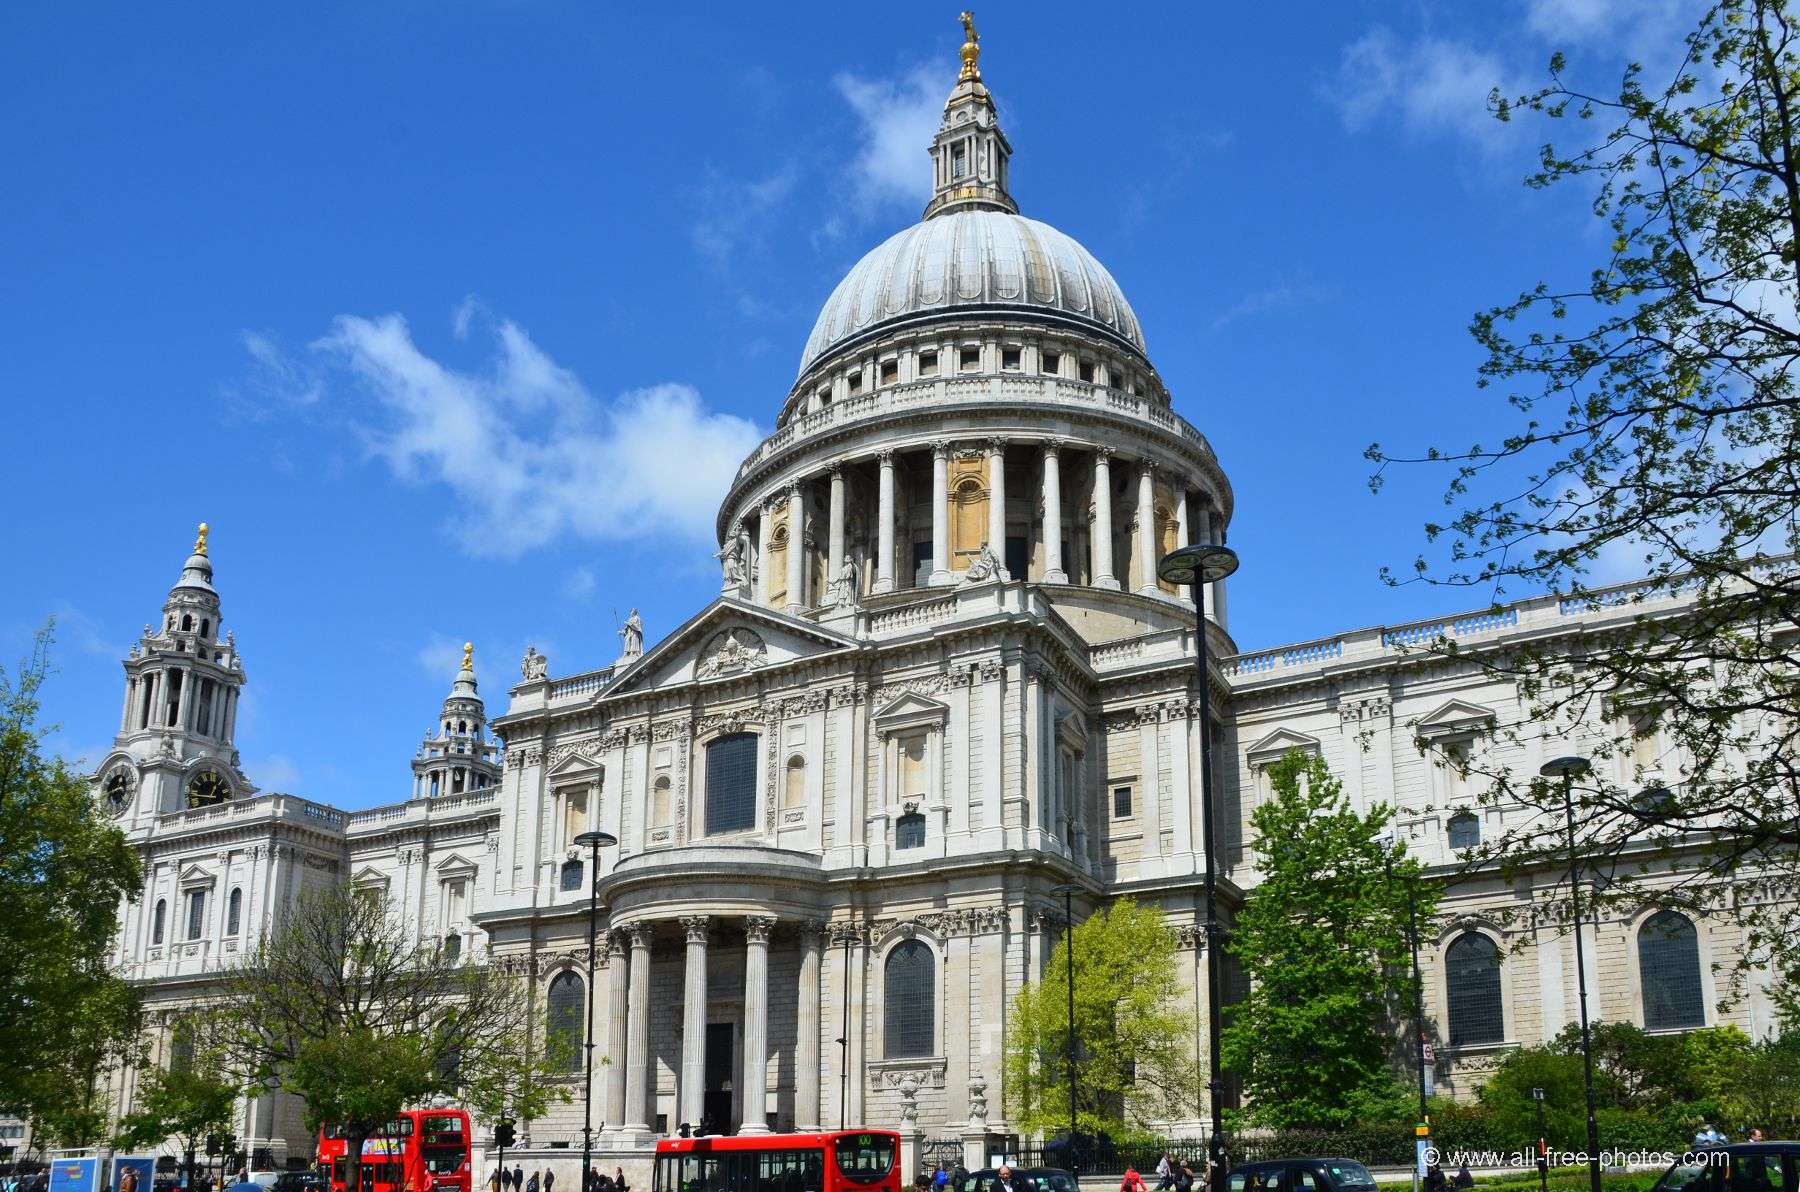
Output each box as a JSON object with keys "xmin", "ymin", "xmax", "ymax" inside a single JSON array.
[
  {"xmin": 827, "ymin": 468, "xmax": 847, "ymax": 601},
  {"xmin": 930, "ymin": 442, "xmax": 953, "ymax": 586},
  {"xmin": 1041, "ymin": 441, "xmax": 1066, "ymax": 584},
  {"xmin": 785, "ymin": 485, "xmax": 808, "ymax": 616},
  {"xmin": 875, "ymin": 451, "xmax": 896, "ymax": 594},
  {"xmin": 1136, "ymin": 460, "xmax": 1159, "ymax": 596},
  {"xmin": 986, "ymin": 438, "xmax": 1008, "ymax": 575},
  {"xmin": 1091, "ymin": 448, "xmax": 1119, "ymax": 590}
]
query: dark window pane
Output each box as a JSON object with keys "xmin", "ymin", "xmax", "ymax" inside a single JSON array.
[
  {"xmin": 1447, "ymin": 812, "xmax": 1480, "ymax": 850},
  {"xmin": 226, "ymin": 888, "xmax": 242, "ymax": 935},
  {"xmin": 884, "ymin": 941, "xmax": 934, "ymax": 1057},
  {"xmin": 1113, "ymin": 786, "xmax": 1132, "ymax": 818},
  {"xmin": 895, "ymin": 812, "xmax": 925, "ymax": 849},
  {"xmin": 706, "ymin": 733, "xmax": 758, "ymax": 835},
  {"xmin": 559, "ymin": 859, "xmax": 584, "ymax": 892},
  {"xmin": 1445, "ymin": 932, "xmax": 1504, "ymax": 1046},
  {"xmin": 1640, "ymin": 911, "xmax": 1705, "ymax": 1030},
  {"xmin": 1005, "ymin": 535, "xmax": 1028, "ymax": 579},
  {"xmin": 545, "ymin": 971, "xmax": 583, "ymax": 1072}
]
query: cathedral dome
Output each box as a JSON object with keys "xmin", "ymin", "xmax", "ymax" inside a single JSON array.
[{"xmin": 798, "ymin": 210, "xmax": 1144, "ymax": 377}]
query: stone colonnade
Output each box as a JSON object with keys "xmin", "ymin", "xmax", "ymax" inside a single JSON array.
[
  {"xmin": 743, "ymin": 437, "xmax": 1230, "ymax": 616},
  {"xmin": 602, "ymin": 915, "xmax": 825, "ymax": 1138}
]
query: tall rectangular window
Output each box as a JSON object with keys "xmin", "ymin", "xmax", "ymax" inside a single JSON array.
[
  {"xmin": 1113, "ymin": 785, "xmax": 1133, "ymax": 818},
  {"xmin": 185, "ymin": 890, "xmax": 206, "ymax": 941},
  {"xmin": 705, "ymin": 733, "xmax": 758, "ymax": 835},
  {"xmin": 562, "ymin": 787, "xmax": 588, "ymax": 844},
  {"xmin": 898, "ymin": 734, "xmax": 928, "ymax": 802}
]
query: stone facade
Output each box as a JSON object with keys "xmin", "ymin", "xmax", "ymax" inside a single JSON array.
[{"xmin": 89, "ymin": 20, "xmax": 1780, "ymax": 1185}]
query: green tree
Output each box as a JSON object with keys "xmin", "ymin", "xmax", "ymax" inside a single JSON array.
[
  {"xmin": 219, "ymin": 884, "xmax": 561, "ymax": 1192},
  {"xmin": 1477, "ymin": 1048, "xmax": 1590, "ymax": 1151},
  {"xmin": 1365, "ymin": 0, "xmax": 1800, "ymax": 994},
  {"xmin": 1222, "ymin": 749, "xmax": 1438, "ymax": 1128},
  {"xmin": 1002, "ymin": 898, "xmax": 1196, "ymax": 1141},
  {"xmin": 115, "ymin": 1023, "xmax": 240, "ymax": 1192},
  {"xmin": 0, "ymin": 624, "xmax": 144, "ymax": 1131}
]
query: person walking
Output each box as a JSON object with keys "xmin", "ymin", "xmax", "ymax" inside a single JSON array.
[
  {"xmin": 614, "ymin": 1170, "xmax": 629, "ymax": 1192},
  {"xmin": 990, "ymin": 1167, "xmax": 1019, "ymax": 1192},
  {"xmin": 933, "ymin": 1166, "xmax": 949, "ymax": 1192},
  {"xmin": 1156, "ymin": 1156, "xmax": 1173, "ymax": 1192},
  {"xmin": 513, "ymin": 1167, "xmax": 524, "ymax": 1192},
  {"xmin": 544, "ymin": 1174, "xmax": 554, "ymax": 1192},
  {"xmin": 526, "ymin": 1171, "xmax": 540, "ymax": 1192}
]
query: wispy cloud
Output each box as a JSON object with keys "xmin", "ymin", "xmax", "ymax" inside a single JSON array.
[
  {"xmin": 833, "ymin": 64, "xmax": 942, "ymax": 217},
  {"xmin": 1211, "ymin": 279, "xmax": 1336, "ymax": 331},
  {"xmin": 562, "ymin": 566, "xmax": 597, "ymax": 601},
  {"xmin": 246, "ymin": 306, "xmax": 761, "ymax": 559},
  {"xmin": 691, "ymin": 164, "xmax": 800, "ymax": 267},
  {"xmin": 417, "ymin": 633, "xmax": 467, "ymax": 682},
  {"xmin": 1333, "ymin": 29, "xmax": 1517, "ymax": 144},
  {"xmin": 244, "ymin": 753, "xmax": 302, "ymax": 792}
]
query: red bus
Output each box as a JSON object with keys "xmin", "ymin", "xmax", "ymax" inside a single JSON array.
[
  {"xmin": 318, "ymin": 1109, "xmax": 472, "ymax": 1192},
  {"xmin": 652, "ymin": 1131, "xmax": 900, "ymax": 1192}
]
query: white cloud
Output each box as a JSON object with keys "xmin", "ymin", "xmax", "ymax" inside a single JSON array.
[
  {"xmin": 417, "ymin": 633, "xmax": 467, "ymax": 681},
  {"xmin": 1211, "ymin": 279, "xmax": 1336, "ymax": 331},
  {"xmin": 691, "ymin": 165, "xmax": 800, "ymax": 267},
  {"xmin": 1334, "ymin": 29, "xmax": 1516, "ymax": 143},
  {"xmin": 244, "ymin": 754, "xmax": 302, "ymax": 792},
  {"xmin": 562, "ymin": 566, "xmax": 597, "ymax": 601},
  {"xmin": 1524, "ymin": 0, "xmax": 1690, "ymax": 59},
  {"xmin": 834, "ymin": 64, "xmax": 942, "ymax": 216},
  {"xmin": 251, "ymin": 308, "xmax": 761, "ymax": 559}
]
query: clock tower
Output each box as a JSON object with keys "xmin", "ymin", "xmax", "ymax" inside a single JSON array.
[{"xmin": 94, "ymin": 523, "xmax": 252, "ymax": 824}]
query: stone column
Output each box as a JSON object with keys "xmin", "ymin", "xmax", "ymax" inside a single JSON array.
[
  {"xmin": 120, "ymin": 677, "xmax": 135, "ymax": 733},
  {"xmin": 623, "ymin": 924, "xmax": 653, "ymax": 1132},
  {"xmin": 1196, "ymin": 508, "xmax": 1217, "ymax": 622},
  {"xmin": 174, "ymin": 668, "xmax": 192, "ymax": 731},
  {"xmin": 679, "ymin": 915, "xmax": 710, "ymax": 1130},
  {"xmin": 1137, "ymin": 460, "xmax": 1158, "ymax": 595},
  {"xmin": 739, "ymin": 916, "xmax": 774, "ymax": 1134},
  {"xmin": 757, "ymin": 501, "xmax": 776, "ymax": 607},
  {"xmin": 930, "ymin": 441, "xmax": 952, "ymax": 585},
  {"xmin": 986, "ymin": 438, "xmax": 1007, "ymax": 565},
  {"xmin": 1041, "ymin": 441, "xmax": 1065, "ymax": 584},
  {"xmin": 1170, "ymin": 490, "xmax": 1191, "ymax": 608},
  {"xmin": 796, "ymin": 923, "xmax": 824, "ymax": 1131},
  {"xmin": 603, "ymin": 931, "xmax": 628, "ymax": 1131},
  {"xmin": 785, "ymin": 486, "xmax": 807, "ymax": 614},
  {"xmin": 1210, "ymin": 518, "xmax": 1231, "ymax": 629},
  {"xmin": 875, "ymin": 451, "xmax": 896, "ymax": 594},
  {"xmin": 827, "ymin": 468, "xmax": 846, "ymax": 599},
  {"xmin": 1091, "ymin": 448, "xmax": 1118, "ymax": 589}
]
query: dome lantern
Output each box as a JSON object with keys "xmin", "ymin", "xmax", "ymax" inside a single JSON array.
[{"xmin": 923, "ymin": 12, "xmax": 1016, "ymax": 221}]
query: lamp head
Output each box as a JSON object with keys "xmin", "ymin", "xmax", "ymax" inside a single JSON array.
[
  {"xmin": 574, "ymin": 830, "xmax": 618, "ymax": 850},
  {"xmin": 1157, "ymin": 543, "xmax": 1239, "ymax": 587},
  {"xmin": 1537, "ymin": 756, "xmax": 1591, "ymax": 780}
]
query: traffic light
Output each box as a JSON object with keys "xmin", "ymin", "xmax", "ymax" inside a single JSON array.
[{"xmin": 493, "ymin": 1121, "xmax": 516, "ymax": 1150}]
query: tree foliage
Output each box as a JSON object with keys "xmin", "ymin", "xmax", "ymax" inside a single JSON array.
[
  {"xmin": 218, "ymin": 884, "xmax": 562, "ymax": 1192},
  {"xmin": 1222, "ymin": 750, "xmax": 1437, "ymax": 1128},
  {"xmin": 115, "ymin": 1021, "xmax": 240, "ymax": 1191},
  {"xmin": 1366, "ymin": 0, "xmax": 1800, "ymax": 994},
  {"xmin": 1002, "ymin": 897, "xmax": 1197, "ymax": 1141},
  {"xmin": 0, "ymin": 623, "xmax": 144, "ymax": 1138}
]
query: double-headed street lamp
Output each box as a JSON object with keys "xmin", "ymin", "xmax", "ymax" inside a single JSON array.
[
  {"xmin": 1157, "ymin": 542, "xmax": 1240, "ymax": 1192},
  {"xmin": 574, "ymin": 828, "xmax": 619, "ymax": 1192},
  {"xmin": 1538, "ymin": 756, "xmax": 1600, "ymax": 1192}
]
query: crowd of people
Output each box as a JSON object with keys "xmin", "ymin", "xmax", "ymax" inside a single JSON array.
[{"xmin": 487, "ymin": 1168, "xmax": 627, "ymax": 1192}]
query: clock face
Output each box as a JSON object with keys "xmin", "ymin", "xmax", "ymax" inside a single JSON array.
[
  {"xmin": 186, "ymin": 770, "xmax": 231, "ymax": 808},
  {"xmin": 103, "ymin": 771, "xmax": 132, "ymax": 818}
]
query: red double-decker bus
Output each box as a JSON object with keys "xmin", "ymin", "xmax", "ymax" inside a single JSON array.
[
  {"xmin": 318, "ymin": 1109, "xmax": 471, "ymax": 1192},
  {"xmin": 652, "ymin": 1131, "xmax": 899, "ymax": 1192}
]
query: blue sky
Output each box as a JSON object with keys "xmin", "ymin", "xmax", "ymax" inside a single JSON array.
[{"xmin": 0, "ymin": 1, "xmax": 1696, "ymax": 808}]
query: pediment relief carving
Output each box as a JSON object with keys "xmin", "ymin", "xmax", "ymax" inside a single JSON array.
[{"xmin": 697, "ymin": 628, "xmax": 768, "ymax": 678}]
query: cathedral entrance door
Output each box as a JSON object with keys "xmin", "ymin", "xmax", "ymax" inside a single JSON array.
[{"xmin": 703, "ymin": 1021, "xmax": 735, "ymax": 1134}]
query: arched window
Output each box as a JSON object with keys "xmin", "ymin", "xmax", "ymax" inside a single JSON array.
[
  {"xmin": 895, "ymin": 812, "xmax": 926, "ymax": 850},
  {"xmin": 559, "ymin": 858, "xmax": 584, "ymax": 893},
  {"xmin": 705, "ymin": 733, "xmax": 758, "ymax": 835},
  {"xmin": 152, "ymin": 899, "xmax": 166, "ymax": 945},
  {"xmin": 651, "ymin": 775, "xmax": 672, "ymax": 828},
  {"xmin": 169, "ymin": 1020, "xmax": 195, "ymax": 1074},
  {"xmin": 1447, "ymin": 812, "xmax": 1481, "ymax": 851},
  {"xmin": 784, "ymin": 756, "xmax": 806, "ymax": 809},
  {"xmin": 1445, "ymin": 932, "xmax": 1504, "ymax": 1046},
  {"xmin": 545, "ymin": 972, "xmax": 584, "ymax": 1072},
  {"xmin": 226, "ymin": 888, "xmax": 242, "ymax": 936},
  {"xmin": 884, "ymin": 940, "xmax": 935, "ymax": 1057},
  {"xmin": 199, "ymin": 619, "xmax": 210, "ymax": 639},
  {"xmin": 1640, "ymin": 911, "xmax": 1705, "ymax": 1030},
  {"xmin": 180, "ymin": 614, "xmax": 193, "ymax": 632}
]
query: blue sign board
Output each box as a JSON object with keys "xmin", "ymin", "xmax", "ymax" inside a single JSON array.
[
  {"xmin": 49, "ymin": 1158, "xmax": 98, "ymax": 1192},
  {"xmin": 114, "ymin": 1156, "xmax": 157, "ymax": 1192}
]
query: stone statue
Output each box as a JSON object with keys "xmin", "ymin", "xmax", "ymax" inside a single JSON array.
[
  {"xmin": 521, "ymin": 645, "xmax": 548, "ymax": 681},
  {"xmin": 967, "ymin": 1073, "xmax": 988, "ymax": 1126},
  {"xmin": 618, "ymin": 609, "xmax": 644, "ymax": 659},
  {"xmin": 716, "ymin": 530, "xmax": 749, "ymax": 590},
  {"xmin": 898, "ymin": 1074, "xmax": 920, "ymax": 1129},
  {"xmin": 958, "ymin": 11, "xmax": 981, "ymax": 81},
  {"xmin": 831, "ymin": 558, "xmax": 861, "ymax": 607},
  {"xmin": 962, "ymin": 541, "xmax": 1008, "ymax": 583}
]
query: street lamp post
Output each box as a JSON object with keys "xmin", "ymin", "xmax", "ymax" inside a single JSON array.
[
  {"xmin": 1539, "ymin": 756, "xmax": 1600, "ymax": 1192},
  {"xmin": 574, "ymin": 828, "xmax": 619, "ymax": 1192},
  {"xmin": 1051, "ymin": 881, "xmax": 1080, "ymax": 1177},
  {"xmin": 838, "ymin": 929, "xmax": 852, "ymax": 1128},
  {"xmin": 1380, "ymin": 835, "xmax": 1431, "ymax": 1132},
  {"xmin": 1157, "ymin": 542, "xmax": 1240, "ymax": 1192}
]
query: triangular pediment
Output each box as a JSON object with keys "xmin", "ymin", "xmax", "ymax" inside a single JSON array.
[
  {"xmin": 546, "ymin": 751, "xmax": 603, "ymax": 779},
  {"xmin": 177, "ymin": 862, "xmax": 216, "ymax": 889},
  {"xmin": 873, "ymin": 690, "xmax": 950, "ymax": 731},
  {"xmin": 602, "ymin": 597, "xmax": 859, "ymax": 698},
  {"xmin": 351, "ymin": 865, "xmax": 390, "ymax": 889},
  {"xmin": 434, "ymin": 852, "xmax": 478, "ymax": 879},
  {"xmin": 1245, "ymin": 727, "xmax": 1321, "ymax": 767},
  {"xmin": 1417, "ymin": 698, "xmax": 1497, "ymax": 738}
]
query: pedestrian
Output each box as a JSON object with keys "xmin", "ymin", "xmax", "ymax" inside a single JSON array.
[
  {"xmin": 1748, "ymin": 1129, "xmax": 1767, "ymax": 1143},
  {"xmin": 1453, "ymin": 1166, "xmax": 1474, "ymax": 1190},
  {"xmin": 1121, "ymin": 1167, "xmax": 1147, "ymax": 1192},
  {"xmin": 526, "ymin": 1172, "xmax": 540, "ymax": 1192},
  {"xmin": 933, "ymin": 1166, "xmax": 948, "ymax": 1192},
  {"xmin": 489, "ymin": 1170, "xmax": 501, "ymax": 1192},
  {"xmin": 615, "ymin": 1170, "xmax": 629, "ymax": 1192},
  {"xmin": 544, "ymin": 1175, "xmax": 554, "ymax": 1192},
  {"xmin": 1423, "ymin": 1165, "xmax": 1446, "ymax": 1192},
  {"xmin": 513, "ymin": 1168, "xmax": 524, "ymax": 1192},
  {"xmin": 991, "ymin": 1167, "xmax": 1018, "ymax": 1192},
  {"xmin": 1174, "ymin": 1165, "xmax": 1194, "ymax": 1192},
  {"xmin": 1156, "ymin": 1156, "xmax": 1174, "ymax": 1192}
]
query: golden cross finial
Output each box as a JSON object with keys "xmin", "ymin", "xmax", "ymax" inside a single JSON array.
[
  {"xmin": 462, "ymin": 641, "xmax": 474, "ymax": 671},
  {"xmin": 194, "ymin": 522, "xmax": 209, "ymax": 556},
  {"xmin": 958, "ymin": 11, "xmax": 981, "ymax": 81}
]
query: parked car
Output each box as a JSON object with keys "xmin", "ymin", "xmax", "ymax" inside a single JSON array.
[
  {"xmin": 1227, "ymin": 1159, "xmax": 1379, "ymax": 1192},
  {"xmin": 1652, "ymin": 1143, "xmax": 1799, "ymax": 1192},
  {"xmin": 270, "ymin": 1173, "xmax": 327, "ymax": 1192},
  {"xmin": 957, "ymin": 1168, "xmax": 1078, "ymax": 1192}
]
